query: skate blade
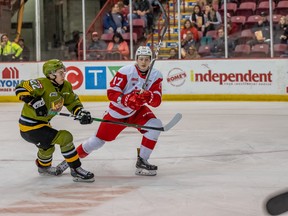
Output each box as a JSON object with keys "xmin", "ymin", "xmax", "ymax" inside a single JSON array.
[
  {"xmin": 72, "ymin": 177, "xmax": 95, "ymax": 183},
  {"xmin": 135, "ymin": 168, "xmax": 157, "ymax": 176}
]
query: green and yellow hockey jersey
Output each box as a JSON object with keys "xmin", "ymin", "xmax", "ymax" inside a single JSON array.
[{"xmin": 15, "ymin": 77, "xmax": 83, "ymax": 132}]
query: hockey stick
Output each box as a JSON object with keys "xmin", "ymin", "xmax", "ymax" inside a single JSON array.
[
  {"xmin": 54, "ymin": 112, "xmax": 182, "ymax": 132},
  {"xmin": 53, "ymin": 112, "xmax": 182, "ymax": 174},
  {"xmin": 141, "ymin": 0, "xmax": 168, "ymax": 91},
  {"xmin": 265, "ymin": 191, "xmax": 288, "ymax": 215},
  {"xmin": 54, "ymin": 111, "xmax": 181, "ymax": 174}
]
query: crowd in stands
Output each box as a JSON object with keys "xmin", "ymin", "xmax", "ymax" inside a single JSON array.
[
  {"xmin": 106, "ymin": 32, "xmax": 130, "ymax": 60},
  {"xmin": 0, "ymin": 33, "xmax": 30, "ymax": 62},
  {"xmin": 87, "ymin": 0, "xmax": 159, "ymax": 60},
  {"xmin": 65, "ymin": 30, "xmax": 80, "ymax": 60},
  {"xmin": 103, "ymin": 3, "xmax": 128, "ymax": 34},
  {"xmin": 93, "ymin": 0, "xmax": 288, "ymax": 60},
  {"xmin": 172, "ymin": 0, "xmax": 288, "ymax": 59},
  {"xmin": 87, "ymin": 31, "xmax": 107, "ymax": 60},
  {"xmin": 1, "ymin": 0, "xmax": 287, "ymax": 61}
]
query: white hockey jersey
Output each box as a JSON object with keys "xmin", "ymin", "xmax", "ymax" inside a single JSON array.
[{"xmin": 107, "ymin": 64, "xmax": 163, "ymax": 119}]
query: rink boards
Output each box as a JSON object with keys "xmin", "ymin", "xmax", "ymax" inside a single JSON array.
[{"xmin": 0, "ymin": 59, "xmax": 288, "ymax": 102}]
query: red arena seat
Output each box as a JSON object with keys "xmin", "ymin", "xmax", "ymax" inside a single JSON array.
[
  {"xmin": 233, "ymin": 44, "xmax": 251, "ymax": 57},
  {"xmin": 250, "ymin": 43, "xmax": 269, "ymax": 57}
]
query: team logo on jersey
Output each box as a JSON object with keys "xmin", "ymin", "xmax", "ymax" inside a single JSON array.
[
  {"xmin": 50, "ymin": 92, "xmax": 58, "ymax": 97},
  {"xmin": 85, "ymin": 66, "xmax": 107, "ymax": 89},
  {"xmin": 50, "ymin": 97, "xmax": 64, "ymax": 112},
  {"xmin": 167, "ymin": 68, "xmax": 187, "ymax": 87}
]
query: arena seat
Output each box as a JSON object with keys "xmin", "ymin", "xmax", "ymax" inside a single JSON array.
[
  {"xmin": 250, "ymin": 43, "xmax": 269, "ymax": 57},
  {"xmin": 255, "ymin": 1, "xmax": 275, "ymax": 15},
  {"xmin": 235, "ymin": 2, "xmax": 257, "ymax": 18},
  {"xmin": 273, "ymin": 44, "xmax": 288, "ymax": 57},
  {"xmin": 274, "ymin": 0, "xmax": 288, "ymax": 15},
  {"xmin": 233, "ymin": 44, "xmax": 251, "ymax": 57}
]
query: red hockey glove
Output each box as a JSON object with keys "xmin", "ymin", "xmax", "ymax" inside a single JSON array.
[
  {"xmin": 138, "ymin": 90, "xmax": 154, "ymax": 104},
  {"xmin": 121, "ymin": 91, "xmax": 143, "ymax": 110}
]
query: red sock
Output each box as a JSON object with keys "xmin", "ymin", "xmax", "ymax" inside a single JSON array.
[
  {"xmin": 76, "ymin": 144, "xmax": 88, "ymax": 158},
  {"xmin": 142, "ymin": 136, "xmax": 156, "ymax": 150}
]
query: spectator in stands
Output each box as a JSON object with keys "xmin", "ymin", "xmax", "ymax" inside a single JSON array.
[
  {"xmin": 210, "ymin": 27, "xmax": 235, "ymax": 58},
  {"xmin": 65, "ymin": 30, "xmax": 80, "ymax": 60},
  {"xmin": 106, "ymin": 32, "xmax": 129, "ymax": 60},
  {"xmin": 87, "ymin": 31, "xmax": 107, "ymax": 60},
  {"xmin": 181, "ymin": 19, "xmax": 199, "ymax": 42},
  {"xmin": 168, "ymin": 48, "xmax": 178, "ymax": 59},
  {"xmin": 118, "ymin": 1, "xmax": 129, "ymax": 20},
  {"xmin": 191, "ymin": 5, "xmax": 206, "ymax": 32},
  {"xmin": 127, "ymin": 0, "xmax": 154, "ymax": 35},
  {"xmin": 18, "ymin": 38, "xmax": 30, "ymax": 61},
  {"xmin": 123, "ymin": 0, "xmax": 129, "ymax": 5},
  {"xmin": 52, "ymin": 34, "xmax": 61, "ymax": 48},
  {"xmin": 274, "ymin": 16, "xmax": 288, "ymax": 44},
  {"xmin": 211, "ymin": 0, "xmax": 220, "ymax": 9},
  {"xmin": 103, "ymin": 3, "xmax": 128, "ymax": 34},
  {"xmin": 148, "ymin": 0, "xmax": 156, "ymax": 6},
  {"xmin": 0, "ymin": 33, "xmax": 23, "ymax": 62},
  {"xmin": 181, "ymin": 30, "xmax": 198, "ymax": 53},
  {"xmin": 182, "ymin": 45, "xmax": 201, "ymax": 59},
  {"xmin": 203, "ymin": 5, "xmax": 222, "ymax": 35},
  {"xmin": 196, "ymin": 0, "xmax": 207, "ymax": 8},
  {"xmin": 248, "ymin": 12, "xmax": 270, "ymax": 46}
]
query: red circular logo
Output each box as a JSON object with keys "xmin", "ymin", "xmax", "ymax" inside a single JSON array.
[
  {"xmin": 167, "ymin": 68, "xmax": 187, "ymax": 87},
  {"xmin": 65, "ymin": 66, "xmax": 83, "ymax": 90}
]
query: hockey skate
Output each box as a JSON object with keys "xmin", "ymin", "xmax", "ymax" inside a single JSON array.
[
  {"xmin": 56, "ymin": 160, "xmax": 69, "ymax": 174},
  {"xmin": 36, "ymin": 159, "xmax": 62, "ymax": 176},
  {"xmin": 135, "ymin": 156, "xmax": 157, "ymax": 176},
  {"xmin": 70, "ymin": 166, "xmax": 95, "ymax": 182}
]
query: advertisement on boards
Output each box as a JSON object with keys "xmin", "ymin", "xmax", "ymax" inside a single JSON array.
[
  {"xmin": 158, "ymin": 59, "xmax": 288, "ymax": 95},
  {"xmin": 0, "ymin": 59, "xmax": 288, "ymax": 99},
  {"xmin": 0, "ymin": 63, "xmax": 39, "ymax": 95},
  {"xmin": 62, "ymin": 62, "xmax": 126, "ymax": 95}
]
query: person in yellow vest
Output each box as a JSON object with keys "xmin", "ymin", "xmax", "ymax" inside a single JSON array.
[{"xmin": 0, "ymin": 33, "xmax": 23, "ymax": 62}]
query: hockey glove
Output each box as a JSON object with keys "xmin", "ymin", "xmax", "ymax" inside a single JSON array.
[
  {"xmin": 121, "ymin": 91, "xmax": 143, "ymax": 110},
  {"xmin": 138, "ymin": 90, "xmax": 154, "ymax": 104},
  {"xmin": 29, "ymin": 97, "xmax": 48, "ymax": 116},
  {"xmin": 74, "ymin": 109, "xmax": 93, "ymax": 125}
]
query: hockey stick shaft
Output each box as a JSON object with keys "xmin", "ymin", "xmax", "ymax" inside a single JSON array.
[
  {"xmin": 55, "ymin": 112, "xmax": 182, "ymax": 132},
  {"xmin": 54, "ymin": 112, "xmax": 182, "ymax": 174},
  {"xmin": 153, "ymin": 0, "xmax": 168, "ymax": 58},
  {"xmin": 141, "ymin": 0, "xmax": 168, "ymax": 91}
]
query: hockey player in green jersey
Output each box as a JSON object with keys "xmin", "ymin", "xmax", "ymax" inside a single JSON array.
[{"xmin": 15, "ymin": 59, "xmax": 94, "ymax": 182}]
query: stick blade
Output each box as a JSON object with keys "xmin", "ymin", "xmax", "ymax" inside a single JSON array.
[
  {"xmin": 265, "ymin": 191, "xmax": 288, "ymax": 215},
  {"xmin": 163, "ymin": 113, "xmax": 182, "ymax": 131}
]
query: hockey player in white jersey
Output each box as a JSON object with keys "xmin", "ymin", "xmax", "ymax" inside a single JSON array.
[{"xmin": 77, "ymin": 46, "xmax": 163, "ymax": 176}]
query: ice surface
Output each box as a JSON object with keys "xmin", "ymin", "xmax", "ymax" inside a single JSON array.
[{"xmin": 0, "ymin": 101, "xmax": 288, "ymax": 216}]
